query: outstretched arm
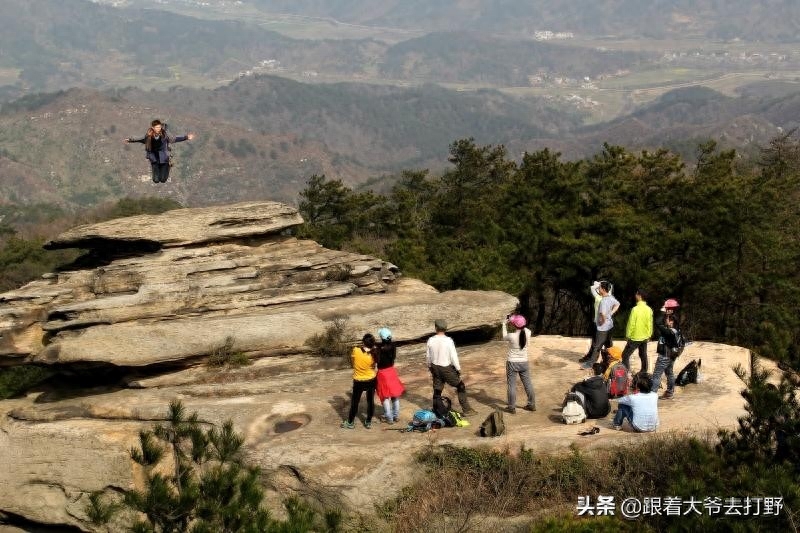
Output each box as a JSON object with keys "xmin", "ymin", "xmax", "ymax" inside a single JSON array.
[
  {"xmin": 171, "ymin": 133, "xmax": 195, "ymax": 143},
  {"xmin": 125, "ymin": 136, "xmax": 145, "ymax": 143}
]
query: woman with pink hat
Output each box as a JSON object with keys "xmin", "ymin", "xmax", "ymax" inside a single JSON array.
[{"xmin": 501, "ymin": 314, "xmax": 536, "ymax": 414}]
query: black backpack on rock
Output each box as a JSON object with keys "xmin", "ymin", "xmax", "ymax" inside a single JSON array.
[
  {"xmin": 432, "ymin": 395, "xmax": 452, "ymax": 418},
  {"xmin": 677, "ymin": 359, "xmax": 702, "ymax": 386},
  {"xmin": 571, "ymin": 375, "xmax": 611, "ymax": 419}
]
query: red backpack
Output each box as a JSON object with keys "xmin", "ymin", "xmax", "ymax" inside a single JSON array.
[{"xmin": 607, "ymin": 363, "xmax": 629, "ymax": 398}]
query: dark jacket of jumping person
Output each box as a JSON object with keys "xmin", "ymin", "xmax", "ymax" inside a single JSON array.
[{"xmin": 127, "ymin": 125, "xmax": 190, "ymax": 164}]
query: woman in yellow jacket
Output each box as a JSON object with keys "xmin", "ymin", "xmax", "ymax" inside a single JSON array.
[{"xmin": 341, "ymin": 333, "xmax": 378, "ymax": 429}]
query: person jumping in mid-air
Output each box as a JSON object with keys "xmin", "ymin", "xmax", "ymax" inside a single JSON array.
[{"xmin": 125, "ymin": 120, "xmax": 194, "ymax": 183}]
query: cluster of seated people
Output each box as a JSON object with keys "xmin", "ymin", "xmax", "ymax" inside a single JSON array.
[{"xmin": 568, "ymin": 347, "xmax": 660, "ymax": 432}]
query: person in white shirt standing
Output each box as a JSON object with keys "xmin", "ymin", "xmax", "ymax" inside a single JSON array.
[
  {"xmin": 426, "ymin": 319, "xmax": 476, "ymax": 416},
  {"xmin": 502, "ymin": 314, "xmax": 536, "ymax": 414},
  {"xmin": 580, "ymin": 280, "xmax": 620, "ymax": 368}
]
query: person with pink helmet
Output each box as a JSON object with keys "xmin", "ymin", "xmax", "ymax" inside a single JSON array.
[
  {"xmin": 501, "ymin": 314, "xmax": 536, "ymax": 414},
  {"xmin": 662, "ymin": 298, "xmax": 680, "ymax": 313},
  {"xmin": 652, "ymin": 298, "xmax": 682, "ymax": 400}
]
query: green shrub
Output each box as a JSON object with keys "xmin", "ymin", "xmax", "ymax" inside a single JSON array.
[
  {"xmin": 87, "ymin": 401, "xmax": 340, "ymax": 532},
  {"xmin": 207, "ymin": 336, "xmax": 251, "ymax": 368},
  {"xmin": 305, "ymin": 317, "xmax": 354, "ymax": 359},
  {"xmin": 323, "ymin": 264, "xmax": 353, "ymax": 282},
  {"xmin": 0, "ymin": 365, "xmax": 53, "ymax": 400}
]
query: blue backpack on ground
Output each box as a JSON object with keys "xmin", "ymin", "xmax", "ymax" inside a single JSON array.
[{"xmin": 406, "ymin": 409, "xmax": 444, "ymax": 432}]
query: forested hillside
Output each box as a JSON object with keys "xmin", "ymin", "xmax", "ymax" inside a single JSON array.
[
  {"xmin": 4, "ymin": 78, "xmax": 800, "ymax": 208},
  {"xmin": 0, "ymin": 87, "xmax": 362, "ymax": 206},
  {"xmin": 120, "ymin": 75, "xmax": 578, "ymax": 168},
  {"xmin": 0, "ymin": 0, "xmax": 656, "ymax": 100},
  {"xmin": 379, "ymin": 32, "xmax": 650, "ymax": 85},
  {"xmin": 0, "ymin": 80, "xmax": 583, "ymax": 207},
  {"xmin": 0, "ymin": 0, "xmax": 383, "ymax": 98},
  {"xmin": 297, "ymin": 136, "xmax": 800, "ymax": 368},
  {"xmin": 246, "ymin": 0, "xmax": 800, "ymax": 41}
]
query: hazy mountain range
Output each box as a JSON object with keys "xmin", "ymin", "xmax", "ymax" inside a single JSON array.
[
  {"xmin": 1, "ymin": 78, "xmax": 798, "ymax": 208},
  {"xmin": 0, "ymin": 0, "xmax": 798, "ymax": 209},
  {"xmin": 101, "ymin": 0, "xmax": 800, "ymax": 41}
]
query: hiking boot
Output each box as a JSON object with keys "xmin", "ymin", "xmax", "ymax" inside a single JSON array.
[
  {"xmin": 340, "ymin": 420, "xmax": 355, "ymax": 429},
  {"xmin": 363, "ymin": 420, "xmax": 372, "ymax": 429},
  {"xmin": 523, "ymin": 404, "xmax": 537, "ymax": 412},
  {"xmin": 461, "ymin": 408, "xmax": 478, "ymax": 417},
  {"xmin": 578, "ymin": 355, "xmax": 591, "ymax": 363},
  {"xmin": 393, "ymin": 417, "xmax": 400, "ymax": 423},
  {"xmin": 662, "ymin": 391, "xmax": 674, "ymax": 400},
  {"xmin": 504, "ymin": 406, "xmax": 516, "ymax": 414}
]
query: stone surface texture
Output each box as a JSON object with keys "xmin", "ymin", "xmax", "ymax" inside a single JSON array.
[{"xmin": 0, "ymin": 201, "xmax": 765, "ymax": 531}]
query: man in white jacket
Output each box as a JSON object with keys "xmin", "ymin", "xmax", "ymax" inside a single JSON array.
[{"xmin": 427, "ymin": 319, "xmax": 476, "ymax": 416}]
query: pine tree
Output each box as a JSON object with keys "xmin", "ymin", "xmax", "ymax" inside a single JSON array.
[{"xmin": 87, "ymin": 401, "xmax": 337, "ymax": 532}]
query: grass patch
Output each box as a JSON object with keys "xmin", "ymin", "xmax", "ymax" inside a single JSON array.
[
  {"xmin": 0, "ymin": 365, "xmax": 53, "ymax": 400},
  {"xmin": 380, "ymin": 434, "xmax": 796, "ymax": 532},
  {"xmin": 305, "ymin": 316, "xmax": 354, "ymax": 359},
  {"xmin": 324, "ymin": 263, "xmax": 353, "ymax": 282},
  {"xmin": 207, "ymin": 336, "xmax": 251, "ymax": 368}
]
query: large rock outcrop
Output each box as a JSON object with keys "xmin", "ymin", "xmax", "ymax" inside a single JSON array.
[
  {"xmin": 0, "ymin": 200, "xmax": 758, "ymax": 532},
  {"xmin": 0, "ymin": 200, "xmax": 517, "ymax": 529},
  {"xmin": 0, "ymin": 201, "xmax": 515, "ymax": 368}
]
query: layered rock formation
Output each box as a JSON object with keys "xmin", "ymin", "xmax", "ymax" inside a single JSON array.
[
  {"xmin": 0, "ymin": 201, "xmax": 515, "ymax": 368},
  {"xmin": 0, "ymin": 201, "xmax": 518, "ymax": 530},
  {"xmin": 0, "ymin": 200, "xmax": 757, "ymax": 532}
]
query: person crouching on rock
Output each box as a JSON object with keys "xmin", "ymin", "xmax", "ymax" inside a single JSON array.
[
  {"xmin": 375, "ymin": 327, "xmax": 405, "ymax": 424},
  {"xmin": 341, "ymin": 333, "xmax": 377, "ymax": 430}
]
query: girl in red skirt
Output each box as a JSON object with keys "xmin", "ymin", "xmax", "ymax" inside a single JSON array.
[{"xmin": 375, "ymin": 327, "xmax": 405, "ymax": 424}]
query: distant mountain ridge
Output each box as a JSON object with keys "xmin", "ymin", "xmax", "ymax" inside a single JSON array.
[
  {"xmin": 244, "ymin": 0, "xmax": 800, "ymax": 41},
  {"xmin": 0, "ymin": 79, "xmax": 579, "ymax": 207},
  {"xmin": 7, "ymin": 0, "xmax": 787, "ymax": 105},
  {"xmin": 1, "ymin": 78, "xmax": 798, "ymax": 209}
]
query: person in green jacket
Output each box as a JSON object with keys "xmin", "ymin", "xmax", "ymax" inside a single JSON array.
[{"xmin": 621, "ymin": 289, "xmax": 654, "ymax": 373}]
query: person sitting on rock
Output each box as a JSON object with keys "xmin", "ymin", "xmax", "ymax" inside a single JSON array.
[
  {"xmin": 611, "ymin": 373, "xmax": 659, "ymax": 432},
  {"xmin": 592, "ymin": 345, "xmax": 623, "ymax": 377},
  {"xmin": 375, "ymin": 327, "xmax": 405, "ymax": 424},
  {"xmin": 341, "ymin": 333, "xmax": 377, "ymax": 429},
  {"xmin": 426, "ymin": 319, "xmax": 476, "ymax": 416},
  {"xmin": 570, "ymin": 374, "xmax": 611, "ymax": 419}
]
